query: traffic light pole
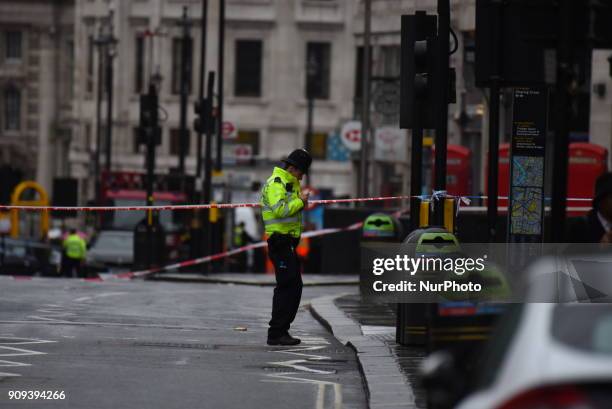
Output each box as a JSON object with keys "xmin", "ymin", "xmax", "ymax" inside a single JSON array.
[
  {"xmin": 550, "ymin": 0, "xmax": 573, "ymax": 242},
  {"xmin": 485, "ymin": 0, "xmax": 503, "ymax": 243},
  {"xmin": 202, "ymin": 71, "xmax": 215, "ymax": 273},
  {"xmin": 144, "ymin": 84, "xmax": 158, "ymax": 210},
  {"xmin": 196, "ymin": 0, "xmax": 208, "ymax": 178},
  {"xmin": 216, "ymin": 0, "xmax": 225, "ymax": 172},
  {"xmin": 433, "ymin": 0, "xmax": 450, "ymax": 226},
  {"xmin": 487, "ymin": 80, "xmax": 500, "ymax": 242},
  {"xmin": 359, "ymin": 0, "xmax": 371, "ymax": 199}
]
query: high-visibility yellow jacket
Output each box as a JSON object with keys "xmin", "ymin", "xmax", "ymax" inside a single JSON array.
[
  {"xmin": 233, "ymin": 225, "xmax": 244, "ymax": 247},
  {"xmin": 260, "ymin": 167, "xmax": 304, "ymax": 238},
  {"xmin": 63, "ymin": 233, "xmax": 87, "ymax": 260}
]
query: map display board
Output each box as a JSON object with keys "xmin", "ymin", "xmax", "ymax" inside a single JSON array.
[{"xmin": 508, "ymin": 87, "xmax": 549, "ymax": 243}]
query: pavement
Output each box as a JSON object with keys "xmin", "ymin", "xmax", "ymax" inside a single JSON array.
[
  {"xmin": 0, "ymin": 276, "xmax": 367, "ymax": 409},
  {"xmin": 310, "ymin": 294, "xmax": 426, "ymax": 409}
]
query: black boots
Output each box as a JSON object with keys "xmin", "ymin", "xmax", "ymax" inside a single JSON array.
[{"xmin": 267, "ymin": 333, "xmax": 301, "ymax": 346}]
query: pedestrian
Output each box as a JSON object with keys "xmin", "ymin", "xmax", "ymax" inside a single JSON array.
[
  {"xmin": 232, "ymin": 221, "xmax": 253, "ymax": 273},
  {"xmin": 566, "ymin": 172, "xmax": 612, "ymax": 243},
  {"xmin": 61, "ymin": 228, "xmax": 87, "ymax": 278},
  {"xmin": 261, "ymin": 148, "xmax": 312, "ymax": 346}
]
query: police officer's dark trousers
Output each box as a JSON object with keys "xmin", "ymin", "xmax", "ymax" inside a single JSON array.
[{"xmin": 267, "ymin": 233, "xmax": 303, "ymax": 338}]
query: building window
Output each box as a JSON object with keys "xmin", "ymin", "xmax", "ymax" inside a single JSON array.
[
  {"xmin": 234, "ymin": 40, "xmax": 262, "ymax": 97},
  {"xmin": 172, "ymin": 37, "xmax": 193, "ymax": 95},
  {"xmin": 378, "ymin": 45, "xmax": 400, "ymax": 77},
  {"xmin": 135, "ymin": 36, "xmax": 145, "ymax": 94},
  {"xmin": 236, "ymin": 130, "xmax": 260, "ymax": 155},
  {"xmin": 169, "ymin": 128, "xmax": 190, "ymax": 156},
  {"xmin": 305, "ymin": 42, "xmax": 331, "ymax": 100},
  {"xmin": 306, "ymin": 131, "xmax": 327, "ymax": 159},
  {"xmin": 4, "ymin": 86, "xmax": 21, "ymax": 131},
  {"xmin": 5, "ymin": 31, "xmax": 22, "ymax": 60},
  {"xmin": 87, "ymin": 35, "xmax": 95, "ymax": 93}
]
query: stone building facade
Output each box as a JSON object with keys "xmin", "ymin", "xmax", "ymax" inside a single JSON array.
[{"xmin": 0, "ymin": 0, "xmax": 74, "ymax": 193}]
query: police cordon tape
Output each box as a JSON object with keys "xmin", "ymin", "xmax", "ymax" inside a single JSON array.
[
  {"xmin": 0, "ymin": 195, "xmax": 413, "ymax": 212},
  {"xmin": 0, "ymin": 194, "xmax": 593, "ymax": 212},
  {"xmin": 101, "ymin": 212, "xmax": 405, "ymax": 281}
]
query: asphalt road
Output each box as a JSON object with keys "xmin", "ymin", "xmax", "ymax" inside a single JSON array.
[{"xmin": 0, "ymin": 278, "xmax": 366, "ymax": 409}]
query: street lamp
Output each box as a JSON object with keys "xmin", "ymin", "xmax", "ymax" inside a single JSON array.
[
  {"xmin": 305, "ymin": 52, "xmax": 318, "ymax": 185},
  {"xmin": 104, "ymin": 9, "xmax": 117, "ymax": 174},
  {"xmin": 150, "ymin": 70, "xmax": 163, "ymax": 93},
  {"xmin": 92, "ymin": 10, "xmax": 117, "ymax": 204}
]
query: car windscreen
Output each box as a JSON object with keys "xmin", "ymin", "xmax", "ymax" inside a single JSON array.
[
  {"xmin": 552, "ymin": 305, "xmax": 612, "ymax": 355},
  {"xmin": 110, "ymin": 199, "xmax": 176, "ymax": 230},
  {"xmin": 92, "ymin": 233, "xmax": 133, "ymax": 252}
]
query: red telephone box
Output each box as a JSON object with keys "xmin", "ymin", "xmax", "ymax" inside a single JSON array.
[
  {"xmin": 567, "ymin": 143, "xmax": 608, "ymax": 212},
  {"xmin": 432, "ymin": 145, "xmax": 472, "ymax": 197}
]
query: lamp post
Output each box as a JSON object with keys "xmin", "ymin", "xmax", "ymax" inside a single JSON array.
[
  {"xmin": 177, "ymin": 6, "xmax": 192, "ymax": 176},
  {"xmin": 305, "ymin": 51, "xmax": 318, "ymax": 185},
  {"xmin": 103, "ymin": 9, "xmax": 117, "ymax": 174}
]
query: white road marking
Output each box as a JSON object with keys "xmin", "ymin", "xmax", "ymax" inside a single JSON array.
[
  {"xmin": 0, "ymin": 336, "xmax": 56, "ymax": 379},
  {"xmin": 73, "ymin": 292, "xmax": 127, "ymax": 303},
  {"xmin": 0, "ymin": 320, "xmax": 215, "ymax": 331},
  {"xmin": 0, "ymin": 336, "xmax": 56, "ymax": 345},
  {"xmin": 0, "ymin": 346, "xmax": 46, "ymax": 357},
  {"xmin": 264, "ymin": 333, "xmax": 344, "ymax": 408}
]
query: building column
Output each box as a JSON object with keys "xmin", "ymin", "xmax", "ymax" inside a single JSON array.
[{"xmin": 36, "ymin": 31, "xmax": 57, "ymax": 194}]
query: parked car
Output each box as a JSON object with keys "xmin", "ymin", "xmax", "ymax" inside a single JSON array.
[
  {"xmin": 421, "ymin": 253, "xmax": 612, "ymax": 409},
  {"xmin": 86, "ymin": 230, "xmax": 134, "ymax": 273}
]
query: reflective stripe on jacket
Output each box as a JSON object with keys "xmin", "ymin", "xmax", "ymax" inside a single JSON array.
[
  {"xmin": 63, "ymin": 234, "xmax": 87, "ymax": 260},
  {"xmin": 260, "ymin": 167, "xmax": 304, "ymax": 238}
]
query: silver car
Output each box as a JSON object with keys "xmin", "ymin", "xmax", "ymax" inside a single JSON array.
[{"xmin": 86, "ymin": 230, "xmax": 134, "ymax": 272}]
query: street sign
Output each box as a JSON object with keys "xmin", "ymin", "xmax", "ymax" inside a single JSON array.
[
  {"xmin": 222, "ymin": 121, "xmax": 237, "ymax": 140},
  {"xmin": 222, "ymin": 144, "xmax": 252, "ymax": 165},
  {"xmin": 373, "ymin": 127, "xmax": 408, "ymax": 162},
  {"xmin": 340, "ymin": 121, "xmax": 362, "ymax": 151},
  {"xmin": 508, "ymin": 87, "xmax": 549, "ymax": 251}
]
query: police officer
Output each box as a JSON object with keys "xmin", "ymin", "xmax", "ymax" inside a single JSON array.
[
  {"xmin": 62, "ymin": 228, "xmax": 87, "ymax": 278},
  {"xmin": 261, "ymin": 148, "xmax": 312, "ymax": 346},
  {"xmin": 232, "ymin": 221, "xmax": 252, "ymax": 272}
]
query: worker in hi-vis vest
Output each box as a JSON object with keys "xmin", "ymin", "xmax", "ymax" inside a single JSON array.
[
  {"xmin": 260, "ymin": 148, "xmax": 312, "ymax": 346},
  {"xmin": 62, "ymin": 228, "xmax": 87, "ymax": 278}
]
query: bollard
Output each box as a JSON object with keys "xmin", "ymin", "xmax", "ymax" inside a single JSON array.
[
  {"xmin": 360, "ymin": 213, "xmax": 404, "ymax": 295},
  {"xmin": 133, "ymin": 216, "xmax": 166, "ymax": 270},
  {"xmin": 396, "ymin": 227, "xmax": 459, "ymax": 346}
]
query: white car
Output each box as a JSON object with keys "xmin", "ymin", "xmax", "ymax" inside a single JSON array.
[
  {"xmin": 421, "ymin": 253, "xmax": 612, "ymax": 409},
  {"xmin": 455, "ymin": 303, "xmax": 612, "ymax": 409}
]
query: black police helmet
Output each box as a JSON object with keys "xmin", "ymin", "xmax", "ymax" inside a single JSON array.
[{"xmin": 282, "ymin": 148, "xmax": 312, "ymax": 174}]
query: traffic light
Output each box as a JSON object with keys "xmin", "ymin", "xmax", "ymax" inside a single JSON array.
[
  {"xmin": 138, "ymin": 87, "xmax": 161, "ymax": 145},
  {"xmin": 400, "ymin": 11, "xmax": 438, "ymax": 130},
  {"xmin": 589, "ymin": 0, "xmax": 612, "ymax": 47},
  {"xmin": 193, "ymin": 98, "xmax": 208, "ymax": 134}
]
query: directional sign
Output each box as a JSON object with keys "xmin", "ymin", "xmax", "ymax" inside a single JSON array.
[
  {"xmin": 222, "ymin": 121, "xmax": 237, "ymax": 140},
  {"xmin": 340, "ymin": 121, "xmax": 362, "ymax": 151}
]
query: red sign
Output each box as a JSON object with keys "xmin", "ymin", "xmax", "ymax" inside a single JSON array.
[
  {"xmin": 432, "ymin": 145, "xmax": 472, "ymax": 197},
  {"xmin": 222, "ymin": 121, "xmax": 237, "ymax": 140},
  {"xmin": 568, "ymin": 143, "xmax": 608, "ymax": 212}
]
